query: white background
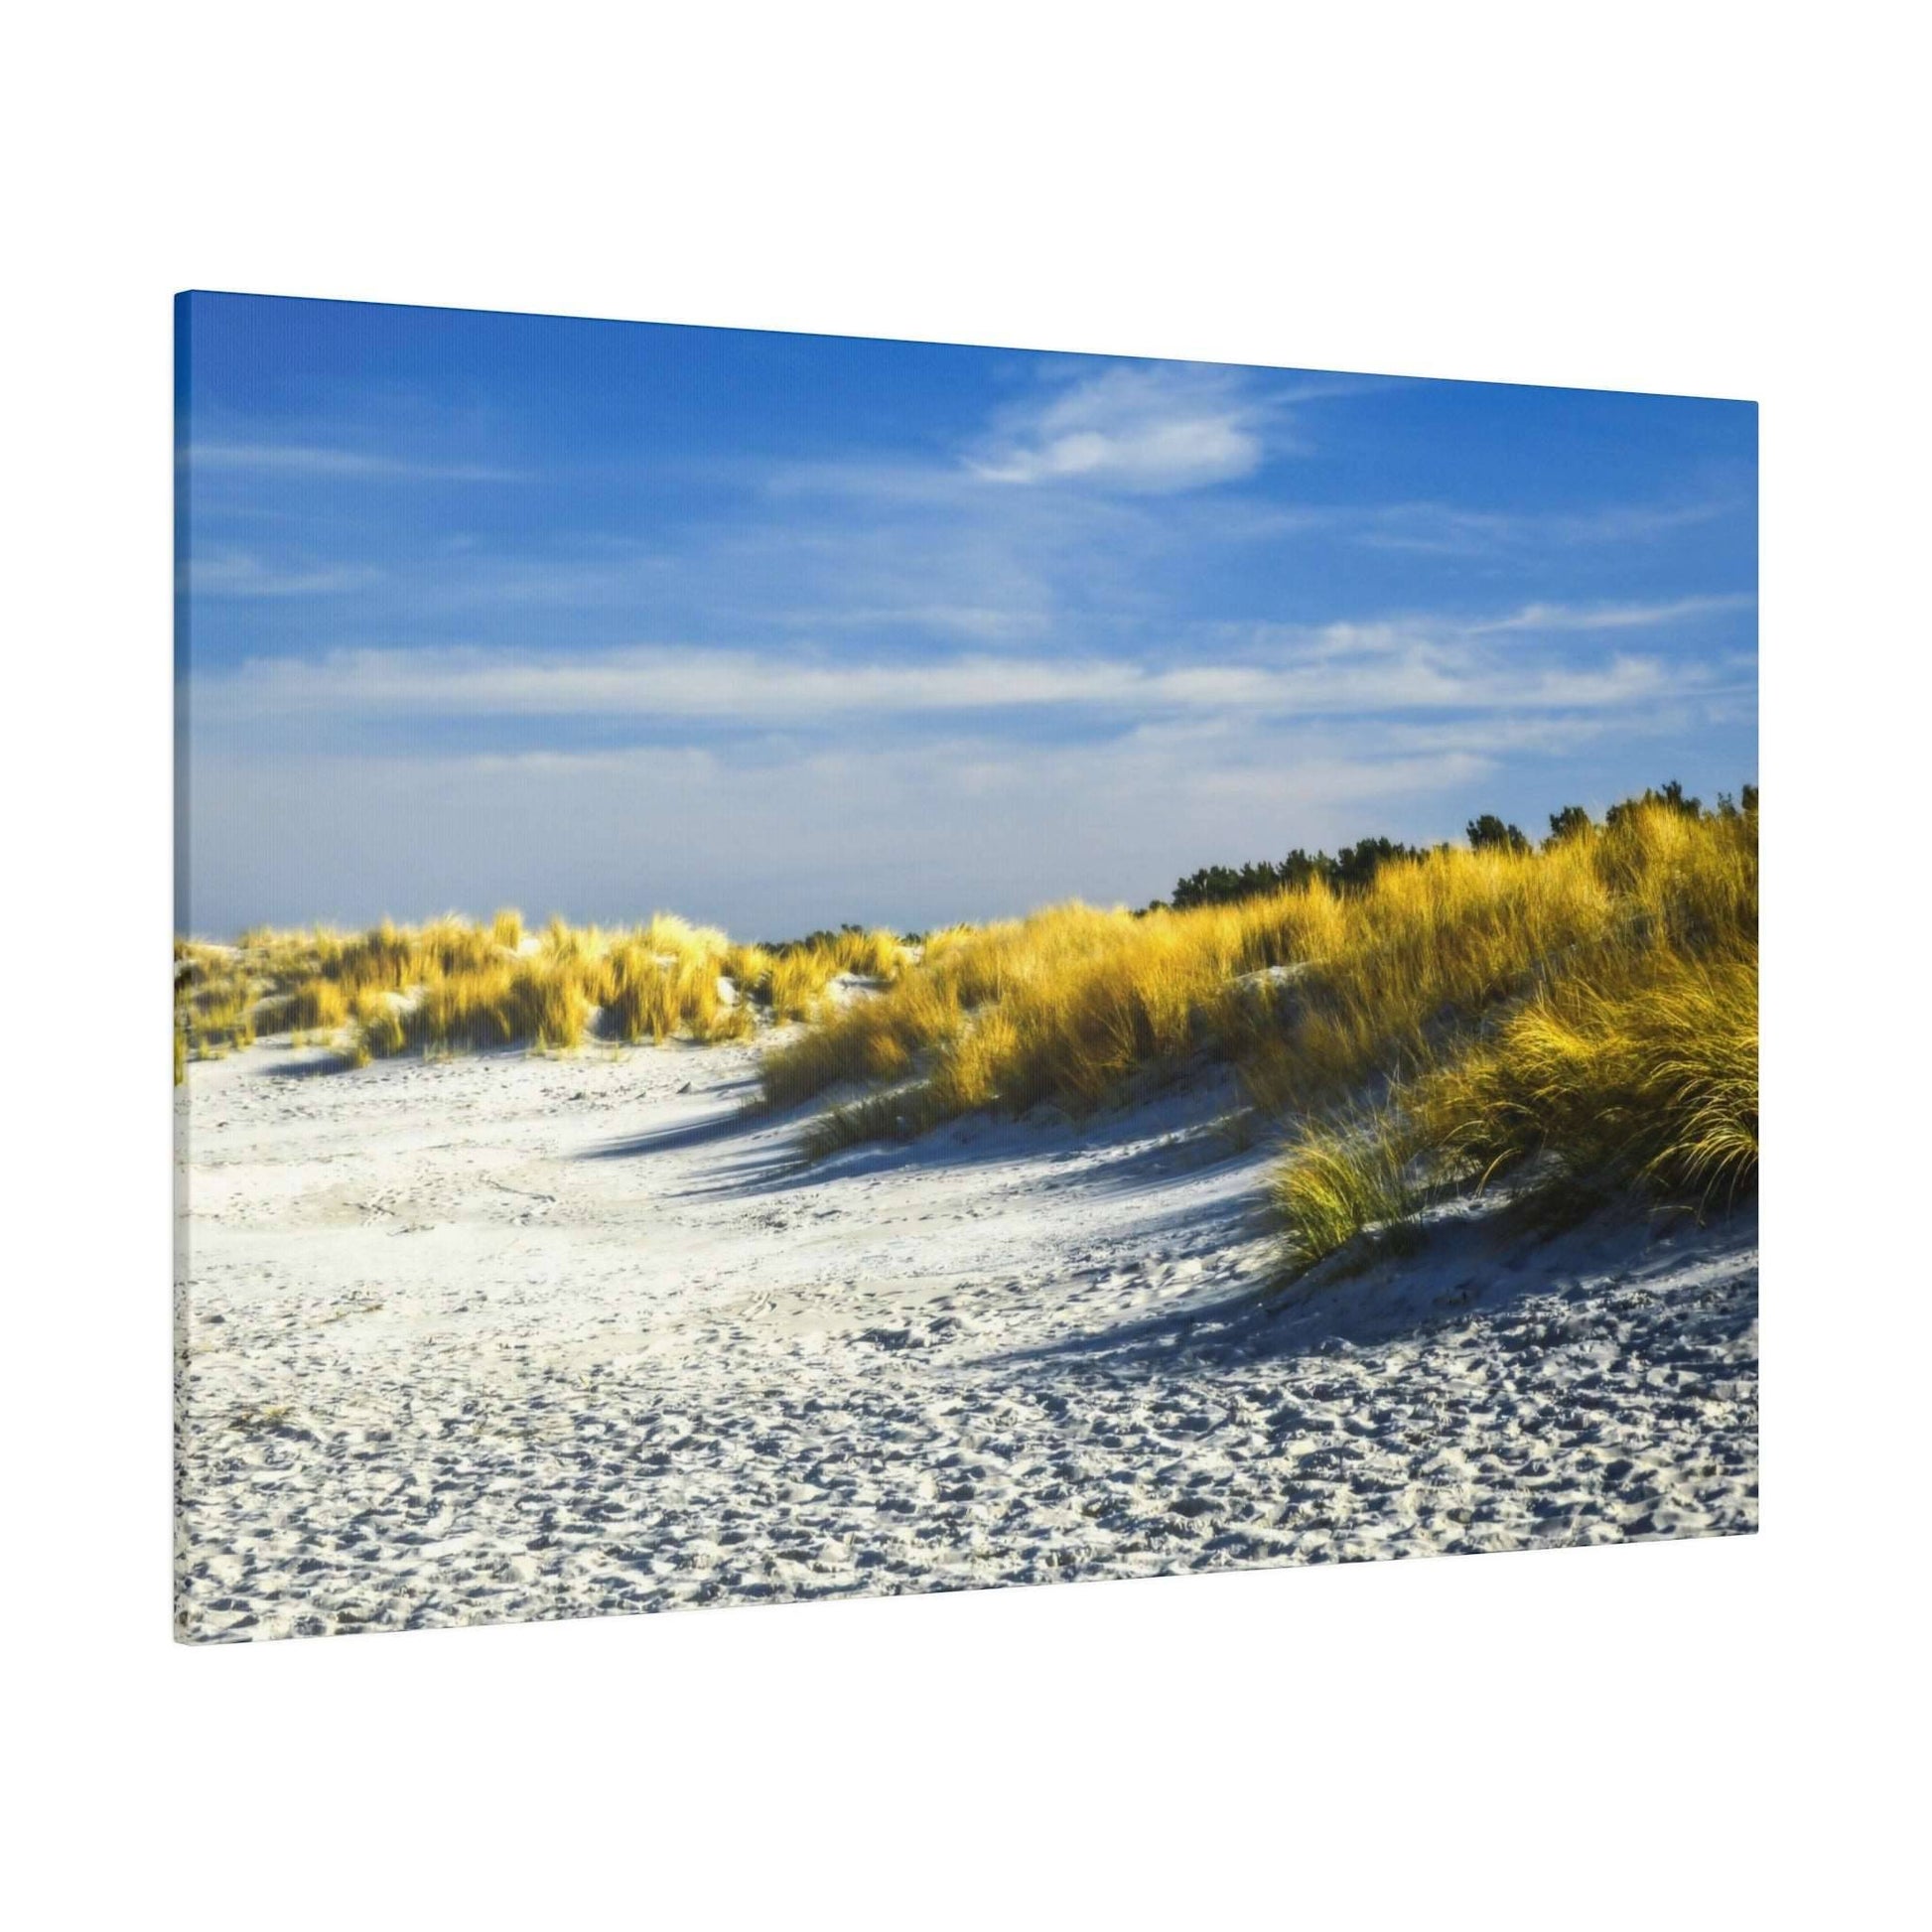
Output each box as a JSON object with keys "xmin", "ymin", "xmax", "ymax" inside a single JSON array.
[{"xmin": 3, "ymin": 4, "xmax": 1922, "ymax": 1923}]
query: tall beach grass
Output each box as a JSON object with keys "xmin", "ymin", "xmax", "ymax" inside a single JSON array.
[
  {"xmin": 758, "ymin": 797, "xmax": 1757, "ymax": 1262},
  {"xmin": 174, "ymin": 907, "xmax": 787, "ymax": 1068},
  {"xmin": 172, "ymin": 904, "xmax": 916, "ymax": 1071},
  {"xmin": 173, "ymin": 792, "xmax": 1756, "ymax": 1273}
]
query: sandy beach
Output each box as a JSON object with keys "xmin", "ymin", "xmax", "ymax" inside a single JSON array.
[{"xmin": 174, "ymin": 1028, "xmax": 1757, "ymax": 1641}]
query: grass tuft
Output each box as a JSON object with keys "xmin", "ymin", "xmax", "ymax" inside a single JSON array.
[
  {"xmin": 1412, "ymin": 947, "xmax": 1758, "ymax": 1211},
  {"xmin": 1270, "ymin": 1108, "xmax": 1432, "ymax": 1276},
  {"xmin": 766, "ymin": 946, "xmax": 839, "ymax": 1023}
]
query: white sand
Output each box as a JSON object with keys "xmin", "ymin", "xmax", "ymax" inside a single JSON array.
[{"xmin": 174, "ymin": 1035, "xmax": 1757, "ymax": 1641}]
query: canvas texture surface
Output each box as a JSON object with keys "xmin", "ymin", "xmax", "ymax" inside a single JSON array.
[{"xmin": 173, "ymin": 293, "xmax": 1758, "ymax": 1642}]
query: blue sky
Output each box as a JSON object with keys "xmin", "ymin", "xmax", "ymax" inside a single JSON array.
[{"xmin": 177, "ymin": 293, "xmax": 1756, "ymax": 937}]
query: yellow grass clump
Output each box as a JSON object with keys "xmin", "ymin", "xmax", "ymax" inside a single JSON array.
[
  {"xmin": 174, "ymin": 943, "xmax": 258, "ymax": 1061},
  {"xmin": 283, "ymin": 979, "xmax": 350, "ymax": 1033},
  {"xmin": 723, "ymin": 942, "xmax": 774, "ymax": 997},
  {"xmin": 1270, "ymin": 1107, "xmax": 1430, "ymax": 1277},
  {"xmin": 599, "ymin": 940, "xmax": 724, "ymax": 1044},
  {"xmin": 826, "ymin": 926, "xmax": 907, "ymax": 981},
  {"xmin": 759, "ymin": 927, "xmax": 910, "ymax": 1025},
  {"xmin": 350, "ymin": 997, "xmax": 407, "ymax": 1062},
  {"xmin": 396, "ymin": 961, "xmax": 594, "ymax": 1056},
  {"xmin": 766, "ymin": 946, "xmax": 839, "ymax": 1023},
  {"xmin": 1261, "ymin": 807, "xmax": 1756, "ymax": 1272},
  {"xmin": 1414, "ymin": 947, "xmax": 1758, "ymax": 1208},
  {"xmin": 173, "ymin": 906, "xmax": 780, "ymax": 1071},
  {"xmin": 1269, "ymin": 944, "xmax": 1756, "ymax": 1277}
]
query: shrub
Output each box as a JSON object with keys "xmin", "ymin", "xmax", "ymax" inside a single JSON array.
[
  {"xmin": 1605, "ymin": 777, "xmax": 1702, "ymax": 828},
  {"xmin": 1545, "ymin": 804, "xmax": 1592, "ymax": 846},
  {"xmin": 1169, "ymin": 840, "xmax": 1418, "ymax": 908},
  {"xmin": 1466, "ymin": 814, "xmax": 1530, "ymax": 855}
]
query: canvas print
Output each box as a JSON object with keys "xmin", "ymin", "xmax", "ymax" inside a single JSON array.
[{"xmin": 174, "ymin": 294, "xmax": 1758, "ymax": 1643}]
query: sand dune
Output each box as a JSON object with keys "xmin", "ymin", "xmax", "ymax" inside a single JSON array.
[{"xmin": 174, "ymin": 1035, "xmax": 1757, "ymax": 1641}]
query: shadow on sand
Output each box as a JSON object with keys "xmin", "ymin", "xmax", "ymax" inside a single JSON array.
[
  {"xmin": 578, "ymin": 1095, "xmax": 763, "ymax": 1162},
  {"xmin": 248, "ymin": 1046, "xmax": 359, "ymax": 1081},
  {"xmin": 968, "ymin": 1200, "xmax": 1760, "ymax": 1381}
]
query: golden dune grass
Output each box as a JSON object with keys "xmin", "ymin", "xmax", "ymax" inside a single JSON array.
[
  {"xmin": 825, "ymin": 926, "xmax": 908, "ymax": 981},
  {"xmin": 173, "ymin": 801, "xmax": 1755, "ymax": 1258},
  {"xmin": 763, "ymin": 804, "xmax": 1758, "ymax": 1237},
  {"xmin": 761, "ymin": 927, "xmax": 907, "ymax": 1024},
  {"xmin": 759, "ymin": 832, "xmax": 1637, "ymax": 1122},
  {"xmin": 766, "ymin": 947, "xmax": 839, "ymax": 1024},
  {"xmin": 1415, "ymin": 946, "xmax": 1759, "ymax": 1207},
  {"xmin": 1268, "ymin": 945, "xmax": 1757, "ymax": 1276},
  {"xmin": 1270, "ymin": 1106, "xmax": 1430, "ymax": 1277},
  {"xmin": 1262, "ymin": 809, "xmax": 1757, "ymax": 1269},
  {"xmin": 175, "ymin": 907, "xmax": 777, "ymax": 1067},
  {"xmin": 174, "ymin": 943, "xmax": 259, "ymax": 1063},
  {"xmin": 175, "ymin": 901, "xmax": 924, "ymax": 1072}
]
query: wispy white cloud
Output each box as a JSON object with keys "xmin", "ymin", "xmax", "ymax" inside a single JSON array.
[
  {"xmin": 177, "ymin": 343, "xmax": 1754, "ymax": 934},
  {"xmin": 965, "ymin": 364, "xmax": 1282, "ymax": 493},
  {"xmin": 1351, "ymin": 496, "xmax": 1737, "ymax": 557},
  {"xmin": 190, "ymin": 442, "xmax": 520, "ymax": 483},
  {"xmin": 1468, "ymin": 593, "xmax": 1756, "ymax": 633},
  {"xmin": 190, "ymin": 598, "xmax": 1749, "ymax": 738},
  {"xmin": 186, "ymin": 548, "xmax": 385, "ymax": 598}
]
